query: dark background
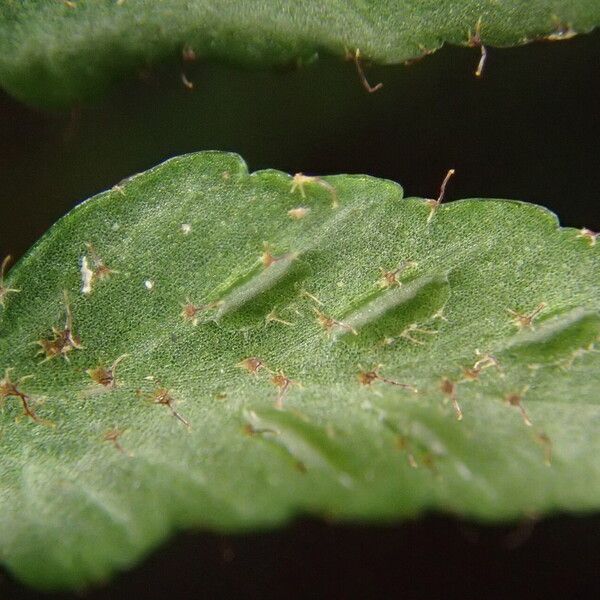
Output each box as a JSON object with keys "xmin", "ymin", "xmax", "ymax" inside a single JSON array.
[{"xmin": 0, "ymin": 29, "xmax": 599, "ymax": 599}]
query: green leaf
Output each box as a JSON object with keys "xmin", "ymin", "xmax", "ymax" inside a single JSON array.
[
  {"xmin": 1, "ymin": 0, "xmax": 599, "ymax": 107},
  {"xmin": 1, "ymin": 151, "xmax": 599, "ymax": 590}
]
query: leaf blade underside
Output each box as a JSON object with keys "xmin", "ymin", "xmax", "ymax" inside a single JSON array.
[{"xmin": 0, "ymin": 151, "xmax": 599, "ymax": 589}]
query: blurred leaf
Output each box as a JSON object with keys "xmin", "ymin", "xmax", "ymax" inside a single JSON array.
[{"xmin": 1, "ymin": 0, "xmax": 598, "ymax": 106}]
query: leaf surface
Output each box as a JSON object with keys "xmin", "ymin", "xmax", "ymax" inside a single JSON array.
[
  {"xmin": 1, "ymin": 152, "xmax": 599, "ymax": 589},
  {"xmin": 1, "ymin": 0, "xmax": 599, "ymax": 106}
]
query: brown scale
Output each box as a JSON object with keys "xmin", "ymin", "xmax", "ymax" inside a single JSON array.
[
  {"xmin": 288, "ymin": 207, "xmax": 310, "ymax": 220},
  {"xmin": 0, "ymin": 255, "xmax": 20, "ymax": 307},
  {"xmin": 313, "ymin": 308, "xmax": 357, "ymax": 337},
  {"xmin": 182, "ymin": 44, "xmax": 197, "ymax": 62},
  {"xmin": 348, "ymin": 48, "xmax": 383, "ymax": 94},
  {"xmin": 239, "ymin": 357, "xmax": 267, "ymax": 375},
  {"xmin": 576, "ymin": 228, "xmax": 598, "ymax": 246},
  {"xmin": 295, "ymin": 461, "xmax": 308, "ymax": 474},
  {"xmin": 505, "ymin": 388, "xmax": 533, "ymax": 427},
  {"xmin": 102, "ymin": 428, "xmax": 132, "ymax": 456},
  {"xmin": 271, "ymin": 371, "xmax": 298, "ymax": 409},
  {"xmin": 180, "ymin": 299, "xmax": 221, "ymax": 325},
  {"xmin": 87, "ymin": 354, "xmax": 128, "ymax": 389},
  {"xmin": 440, "ymin": 377, "xmax": 463, "ymax": 421},
  {"xmin": 290, "ymin": 173, "xmax": 339, "ymax": 208},
  {"xmin": 85, "ymin": 242, "xmax": 116, "ymax": 281},
  {"xmin": 508, "ymin": 302, "xmax": 546, "ymax": 330},
  {"xmin": 266, "ymin": 310, "xmax": 293, "ymax": 326},
  {"xmin": 425, "ymin": 169, "xmax": 455, "ymax": 223},
  {"xmin": 461, "ymin": 367, "xmax": 480, "ymax": 381},
  {"xmin": 395, "ymin": 323, "xmax": 438, "ymax": 346},
  {"xmin": 421, "ymin": 453, "xmax": 439, "ymax": 475},
  {"xmin": 462, "ymin": 352, "xmax": 500, "ymax": 382},
  {"xmin": 378, "ymin": 261, "xmax": 416, "ymax": 289},
  {"xmin": 243, "ymin": 423, "xmax": 278, "ymax": 437},
  {"xmin": 547, "ymin": 17, "xmax": 577, "ymax": 41},
  {"xmin": 138, "ymin": 381, "xmax": 190, "ymax": 429},
  {"xmin": 379, "ymin": 268, "xmax": 401, "ymax": 289},
  {"xmin": 36, "ymin": 292, "xmax": 84, "ymax": 362},
  {"xmin": 395, "ymin": 435, "xmax": 418, "ymax": 469},
  {"xmin": 467, "ymin": 17, "xmax": 488, "ymax": 78},
  {"xmin": 261, "ymin": 242, "xmax": 286, "ymax": 268},
  {"xmin": 358, "ymin": 366, "xmax": 417, "ymax": 392},
  {"xmin": 403, "ymin": 45, "xmax": 434, "ymax": 67},
  {"xmin": 0, "ymin": 369, "xmax": 52, "ymax": 426},
  {"xmin": 239, "ymin": 360, "xmax": 299, "ymax": 408},
  {"xmin": 299, "ymin": 288, "xmax": 323, "ymax": 306},
  {"xmin": 534, "ymin": 432, "xmax": 553, "ymax": 466}
]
